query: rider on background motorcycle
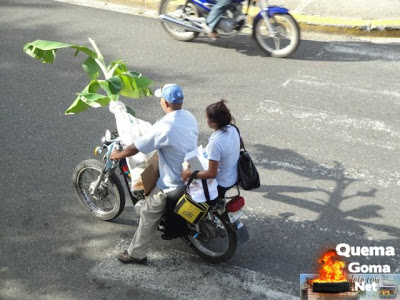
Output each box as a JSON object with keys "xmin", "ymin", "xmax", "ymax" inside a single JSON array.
[
  {"xmin": 110, "ymin": 84, "xmax": 198, "ymax": 264},
  {"xmin": 203, "ymin": 0, "xmax": 232, "ymax": 39}
]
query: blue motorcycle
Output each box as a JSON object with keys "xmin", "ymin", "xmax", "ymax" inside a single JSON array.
[{"xmin": 159, "ymin": 0, "xmax": 300, "ymax": 57}]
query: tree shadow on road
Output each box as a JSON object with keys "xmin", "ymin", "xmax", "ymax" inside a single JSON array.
[{"xmin": 234, "ymin": 144, "xmax": 400, "ymax": 284}]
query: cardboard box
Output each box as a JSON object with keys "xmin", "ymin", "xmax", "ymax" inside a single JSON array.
[{"xmin": 140, "ymin": 151, "xmax": 159, "ymax": 196}]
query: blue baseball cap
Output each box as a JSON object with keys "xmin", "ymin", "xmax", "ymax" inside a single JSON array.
[{"xmin": 154, "ymin": 84, "xmax": 184, "ymax": 104}]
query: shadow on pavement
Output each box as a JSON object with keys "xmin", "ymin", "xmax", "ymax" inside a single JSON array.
[
  {"xmin": 238, "ymin": 144, "xmax": 400, "ymax": 284},
  {"xmin": 192, "ymin": 34, "xmax": 400, "ymax": 61}
]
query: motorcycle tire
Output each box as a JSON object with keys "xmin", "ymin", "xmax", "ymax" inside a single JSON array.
[
  {"xmin": 72, "ymin": 159, "xmax": 125, "ymax": 221},
  {"xmin": 159, "ymin": 0, "xmax": 200, "ymax": 41},
  {"xmin": 252, "ymin": 13, "xmax": 300, "ymax": 58},
  {"xmin": 186, "ymin": 212, "xmax": 237, "ymax": 263}
]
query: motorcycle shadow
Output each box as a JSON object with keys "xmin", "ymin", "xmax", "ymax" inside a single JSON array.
[
  {"xmin": 191, "ymin": 34, "xmax": 400, "ymax": 62},
  {"xmin": 191, "ymin": 34, "xmax": 266, "ymax": 57},
  {"xmin": 109, "ymin": 206, "xmax": 139, "ymax": 226}
]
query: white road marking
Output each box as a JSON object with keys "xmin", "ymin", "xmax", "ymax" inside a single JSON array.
[
  {"xmin": 259, "ymin": 99, "xmax": 400, "ymax": 138},
  {"xmin": 254, "ymin": 99, "xmax": 400, "ymax": 187},
  {"xmin": 324, "ymin": 44, "xmax": 400, "ymax": 61},
  {"xmin": 292, "ymin": 79, "xmax": 400, "ymax": 100},
  {"xmin": 282, "ymin": 79, "xmax": 291, "ymax": 87},
  {"xmin": 293, "ymin": 0, "xmax": 315, "ymax": 13},
  {"xmin": 260, "ymin": 156, "xmax": 400, "ymax": 187},
  {"xmin": 90, "ymin": 243, "xmax": 298, "ymax": 300}
]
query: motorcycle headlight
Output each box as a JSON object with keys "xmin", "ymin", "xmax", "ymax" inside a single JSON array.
[{"xmin": 94, "ymin": 147, "xmax": 103, "ymax": 156}]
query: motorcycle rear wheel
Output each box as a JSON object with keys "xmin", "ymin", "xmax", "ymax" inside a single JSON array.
[
  {"xmin": 159, "ymin": 0, "xmax": 200, "ymax": 41},
  {"xmin": 72, "ymin": 159, "xmax": 125, "ymax": 221},
  {"xmin": 186, "ymin": 212, "xmax": 237, "ymax": 263},
  {"xmin": 252, "ymin": 13, "xmax": 300, "ymax": 58}
]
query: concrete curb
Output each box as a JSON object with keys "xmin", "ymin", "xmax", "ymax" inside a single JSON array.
[
  {"xmin": 242, "ymin": 7, "xmax": 400, "ymax": 38},
  {"xmin": 59, "ymin": 0, "xmax": 400, "ymax": 38},
  {"xmin": 291, "ymin": 14, "xmax": 400, "ymax": 38}
]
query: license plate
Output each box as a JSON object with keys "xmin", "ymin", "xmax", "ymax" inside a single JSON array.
[{"xmin": 228, "ymin": 210, "xmax": 244, "ymax": 223}]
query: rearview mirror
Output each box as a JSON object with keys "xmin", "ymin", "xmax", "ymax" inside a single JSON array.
[
  {"xmin": 102, "ymin": 130, "xmax": 112, "ymax": 144},
  {"xmin": 104, "ymin": 130, "xmax": 112, "ymax": 142}
]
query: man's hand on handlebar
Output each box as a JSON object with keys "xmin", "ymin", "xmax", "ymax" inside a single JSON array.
[
  {"xmin": 110, "ymin": 150, "xmax": 122, "ymax": 160},
  {"xmin": 111, "ymin": 143, "xmax": 140, "ymax": 160}
]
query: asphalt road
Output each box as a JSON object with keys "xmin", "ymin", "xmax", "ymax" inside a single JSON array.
[{"xmin": 1, "ymin": 1, "xmax": 399, "ymax": 299}]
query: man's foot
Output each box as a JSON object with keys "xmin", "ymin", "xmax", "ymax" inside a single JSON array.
[
  {"xmin": 116, "ymin": 250, "xmax": 147, "ymax": 264},
  {"xmin": 201, "ymin": 23, "xmax": 219, "ymax": 40},
  {"xmin": 207, "ymin": 31, "xmax": 220, "ymax": 39}
]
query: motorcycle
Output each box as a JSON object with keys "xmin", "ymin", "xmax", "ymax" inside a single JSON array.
[
  {"xmin": 72, "ymin": 129, "xmax": 248, "ymax": 262},
  {"xmin": 159, "ymin": 0, "xmax": 300, "ymax": 57}
]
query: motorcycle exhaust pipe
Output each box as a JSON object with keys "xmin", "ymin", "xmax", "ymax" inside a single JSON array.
[{"xmin": 159, "ymin": 14, "xmax": 204, "ymax": 33}]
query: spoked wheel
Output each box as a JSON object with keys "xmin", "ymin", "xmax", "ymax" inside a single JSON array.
[
  {"xmin": 159, "ymin": 0, "xmax": 200, "ymax": 41},
  {"xmin": 187, "ymin": 212, "xmax": 237, "ymax": 263},
  {"xmin": 252, "ymin": 13, "xmax": 300, "ymax": 58},
  {"xmin": 72, "ymin": 159, "xmax": 125, "ymax": 221}
]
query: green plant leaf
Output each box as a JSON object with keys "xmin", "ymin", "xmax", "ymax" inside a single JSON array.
[
  {"xmin": 108, "ymin": 60, "xmax": 128, "ymax": 75},
  {"xmin": 108, "ymin": 77, "xmax": 122, "ymax": 94},
  {"xmin": 65, "ymin": 80, "xmax": 101, "ymax": 115},
  {"xmin": 65, "ymin": 92, "xmax": 112, "ymax": 114},
  {"xmin": 65, "ymin": 97, "xmax": 91, "ymax": 115},
  {"xmin": 118, "ymin": 72, "xmax": 153, "ymax": 98},
  {"xmin": 98, "ymin": 79, "xmax": 119, "ymax": 100},
  {"xmin": 84, "ymin": 80, "xmax": 101, "ymax": 93},
  {"xmin": 78, "ymin": 93, "xmax": 112, "ymax": 107},
  {"xmin": 125, "ymin": 105, "xmax": 136, "ymax": 117},
  {"xmin": 23, "ymin": 40, "xmax": 97, "ymax": 64},
  {"xmin": 82, "ymin": 57, "xmax": 100, "ymax": 80},
  {"xmin": 24, "ymin": 39, "xmax": 154, "ymax": 116}
]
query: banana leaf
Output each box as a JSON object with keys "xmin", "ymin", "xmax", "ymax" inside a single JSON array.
[{"xmin": 23, "ymin": 40, "xmax": 98, "ymax": 64}]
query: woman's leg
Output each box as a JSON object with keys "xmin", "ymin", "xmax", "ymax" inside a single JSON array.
[{"xmin": 217, "ymin": 185, "xmax": 230, "ymax": 199}]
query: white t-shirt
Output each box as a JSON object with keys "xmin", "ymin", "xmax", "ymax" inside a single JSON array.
[
  {"xmin": 205, "ymin": 125, "xmax": 240, "ymax": 188},
  {"xmin": 184, "ymin": 146, "xmax": 218, "ymax": 203},
  {"xmin": 134, "ymin": 109, "xmax": 198, "ymax": 192}
]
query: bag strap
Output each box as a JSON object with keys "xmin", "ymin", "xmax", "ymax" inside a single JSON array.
[
  {"xmin": 202, "ymin": 179, "xmax": 211, "ymax": 202},
  {"xmin": 231, "ymin": 124, "xmax": 245, "ymax": 150},
  {"xmin": 186, "ymin": 170, "xmax": 211, "ymax": 202},
  {"xmin": 187, "ymin": 170, "xmax": 200, "ymax": 187}
]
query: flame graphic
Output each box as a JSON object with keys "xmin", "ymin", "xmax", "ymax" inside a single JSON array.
[{"xmin": 310, "ymin": 250, "xmax": 347, "ymax": 283}]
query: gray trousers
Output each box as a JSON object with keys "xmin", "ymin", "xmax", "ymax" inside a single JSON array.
[{"xmin": 127, "ymin": 186, "xmax": 166, "ymax": 259}]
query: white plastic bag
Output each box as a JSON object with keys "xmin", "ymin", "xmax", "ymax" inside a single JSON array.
[
  {"xmin": 109, "ymin": 101, "xmax": 154, "ymax": 191},
  {"xmin": 183, "ymin": 146, "xmax": 218, "ymax": 203}
]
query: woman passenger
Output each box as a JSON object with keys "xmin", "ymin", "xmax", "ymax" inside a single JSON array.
[{"xmin": 182, "ymin": 100, "xmax": 240, "ymax": 205}]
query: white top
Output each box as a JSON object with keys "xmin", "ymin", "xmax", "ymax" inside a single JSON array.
[
  {"xmin": 205, "ymin": 125, "xmax": 240, "ymax": 188},
  {"xmin": 134, "ymin": 109, "xmax": 198, "ymax": 192},
  {"xmin": 184, "ymin": 146, "xmax": 218, "ymax": 203}
]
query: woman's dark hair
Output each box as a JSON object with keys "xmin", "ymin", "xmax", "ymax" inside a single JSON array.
[{"xmin": 206, "ymin": 100, "xmax": 235, "ymax": 129}]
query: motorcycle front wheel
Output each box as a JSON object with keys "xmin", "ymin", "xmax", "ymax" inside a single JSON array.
[
  {"xmin": 186, "ymin": 212, "xmax": 237, "ymax": 263},
  {"xmin": 159, "ymin": 0, "xmax": 200, "ymax": 41},
  {"xmin": 252, "ymin": 13, "xmax": 300, "ymax": 58},
  {"xmin": 72, "ymin": 159, "xmax": 125, "ymax": 221}
]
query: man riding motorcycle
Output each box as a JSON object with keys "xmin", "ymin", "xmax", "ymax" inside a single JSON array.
[{"xmin": 110, "ymin": 84, "xmax": 198, "ymax": 264}]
